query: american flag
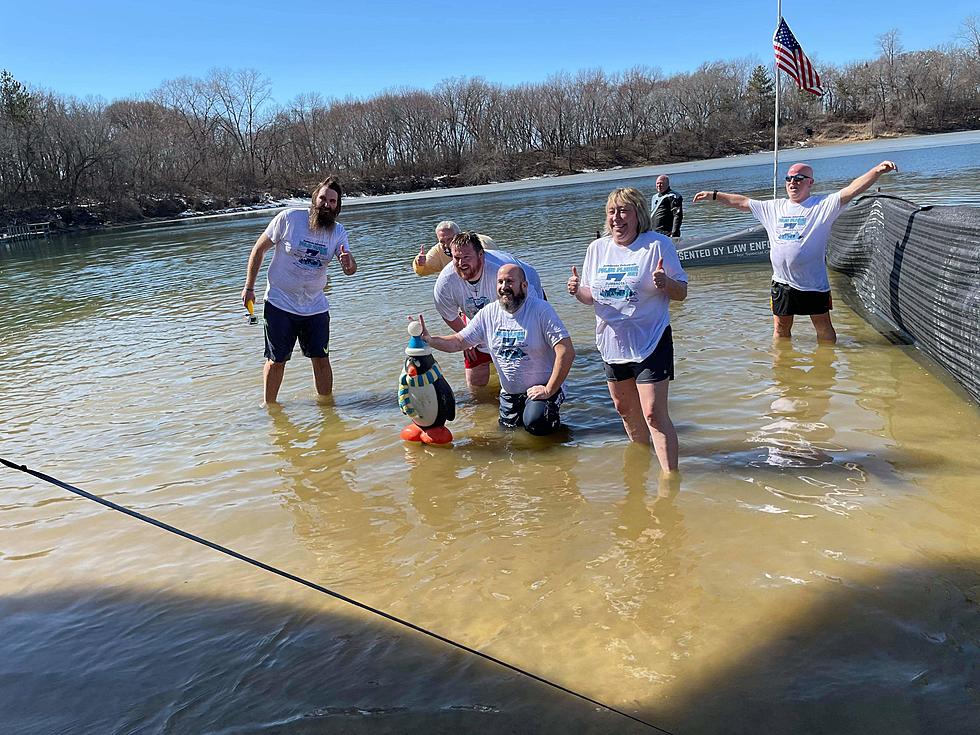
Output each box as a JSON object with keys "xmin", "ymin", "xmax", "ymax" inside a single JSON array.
[{"xmin": 773, "ymin": 17, "xmax": 824, "ymax": 96}]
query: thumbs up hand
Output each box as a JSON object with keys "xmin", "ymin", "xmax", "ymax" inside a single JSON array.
[
  {"xmin": 416, "ymin": 243, "xmax": 427, "ymax": 267},
  {"xmin": 567, "ymin": 265, "xmax": 580, "ymax": 295},
  {"xmin": 338, "ymin": 243, "xmax": 356, "ymax": 274},
  {"xmin": 653, "ymin": 257, "xmax": 667, "ymax": 290}
]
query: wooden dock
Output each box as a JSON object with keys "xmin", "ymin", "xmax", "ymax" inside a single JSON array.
[{"xmin": 2, "ymin": 222, "xmax": 51, "ymax": 242}]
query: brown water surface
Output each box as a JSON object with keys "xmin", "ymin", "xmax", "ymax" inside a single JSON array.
[{"xmin": 2, "ymin": 150, "xmax": 979, "ymax": 733}]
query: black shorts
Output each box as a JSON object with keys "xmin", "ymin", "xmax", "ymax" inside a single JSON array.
[
  {"xmin": 498, "ymin": 388, "xmax": 564, "ymax": 436},
  {"xmin": 770, "ymin": 281, "xmax": 832, "ymax": 316},
  {"xmin": 603, "ymin": 326, "xmax": 674, "ymax": 384},
  {"xmin": 263, "ymin": 301, "xmax": 330, "ymax": 362}
]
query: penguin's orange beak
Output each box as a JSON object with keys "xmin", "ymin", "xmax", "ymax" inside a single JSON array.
[{"xmin": 406, "ymin": 364, "xmax": 418, "ymax": 377}]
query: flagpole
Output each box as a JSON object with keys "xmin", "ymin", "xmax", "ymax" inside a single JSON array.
[{"xmin": 773, "ymin": 0, "xmax": 781, "ymax": 199}]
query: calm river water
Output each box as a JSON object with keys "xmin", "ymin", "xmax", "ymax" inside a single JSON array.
[{"xmin": 2, "ymin": 137, "xmax": 979, "ymax": 734}]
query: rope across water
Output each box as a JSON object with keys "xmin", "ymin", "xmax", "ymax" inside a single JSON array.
[{"xmin": 0, "ymin": 456, "xmax": 673, "ymax": 734}]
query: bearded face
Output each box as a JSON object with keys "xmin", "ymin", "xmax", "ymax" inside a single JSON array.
[
  {"xmin": 309, "ymin": 186, "xmax": 340, "ymax": 230},
  {"xmin": 311, "ymin": 206, "xmax": 336, "ymax": 229},
  {"xmin": 497, "ymin": 268, "xmax": 528, "ymax": 313},
  {"xmin": 451, "ymin": 242, "xmax": 484, "ymax": 282}
]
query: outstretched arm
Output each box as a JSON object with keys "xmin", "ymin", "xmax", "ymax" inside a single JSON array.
[
  {"xmin": 839, "ymin": 160, "xmax": 898, "ymax": 205},
  {"xmin": 414, "ymin": 314, "xmax": 467, "ymax": 353},
  {"xmin": 693, "ymin": 190, "xmax": 752, "ymax": 212}
]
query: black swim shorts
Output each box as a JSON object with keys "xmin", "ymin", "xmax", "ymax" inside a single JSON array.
[
  {"xmin": 603, "ymin": 326, "xmax": 674, "ymax": 384},
  {"xmin": 770, "ymin": 281, "xmax": 832, "ymax": 316},
  {"xmin": 263, "ymin": 301, "xmax": 330, "ymax": 362}
]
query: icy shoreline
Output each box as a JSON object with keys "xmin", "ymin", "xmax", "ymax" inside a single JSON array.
[{"xmin": 27, "ymin": 129, "xmax": 980, "ymax": 238}]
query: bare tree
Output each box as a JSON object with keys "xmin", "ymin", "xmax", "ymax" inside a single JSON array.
[
  {"xmin": 208, "ymin": 68, "xmax": 274, "ymax": 186},
  {"xmin": 4, "ymin": 31, "xmax": 980, "ymax": 226}
]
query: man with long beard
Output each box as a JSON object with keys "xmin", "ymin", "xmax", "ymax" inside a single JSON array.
[
  {"xmin": 242, "ymin": 176, "xmax": 357, "ymax": 403},
  {"xmin": 419, "ymin": 263, "xmax": 574, "ymax": 436}
]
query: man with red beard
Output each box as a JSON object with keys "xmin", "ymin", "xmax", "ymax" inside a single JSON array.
[{"xmin": 242, "ymin": 176, "xmax": 357, "ymax": 403}]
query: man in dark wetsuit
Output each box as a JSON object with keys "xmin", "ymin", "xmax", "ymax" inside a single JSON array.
[{"xmin": 651, "ymin": 175, "xmax": 683, "ymax": 240}]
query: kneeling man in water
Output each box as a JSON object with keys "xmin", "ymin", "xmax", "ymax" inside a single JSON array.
[
  {"xmin": 693, "ymin": 160, "xmax": 897, "ymax": 343},
  {"xmin": 432, "ymin": 232, "xmax": 545, "ymax": 390},
  {"xmin": 417, "ymin": 264, "xmax": 574, "ymax": 435}
]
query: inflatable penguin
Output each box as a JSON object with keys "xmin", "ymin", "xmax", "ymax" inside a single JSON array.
[{"xmin": 398, "ymin": 320, "xmax": 456, "ymax": 445}]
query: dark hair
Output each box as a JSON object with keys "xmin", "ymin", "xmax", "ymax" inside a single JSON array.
[
  {"xmin": 311, "ymin": 176, "xmax": 343, "ymax": 210},
  {"xmin": 450, "ymin": 231, "xmax": 484, "ymax": 254}
]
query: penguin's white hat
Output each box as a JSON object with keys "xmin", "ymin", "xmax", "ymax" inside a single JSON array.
[{"xmin": 405, "ymin": 321, "xmax": 432, "ymax": 356}]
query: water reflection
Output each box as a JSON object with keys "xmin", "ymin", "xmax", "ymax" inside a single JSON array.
[
  {"xmin": 606, "ymin": 446, "xmax": 684, "ymax": 617},
  {"xmin": 746, "ymin": 344, "xmax": 868, "ymax": 515},
  {"xmin": 404, "ymin": 445, "xmax": 458, "ymax": 535},
  {"xmin": 403, "ymin": 439, "xmax": 586, "ymax": 543},
  {"xmin": 757, "ymin": 343, "xmax": 838, "ymax": 468},
  {"xmin": 268, "ymin": 403, "xmax": 405, "ymax": 585}
]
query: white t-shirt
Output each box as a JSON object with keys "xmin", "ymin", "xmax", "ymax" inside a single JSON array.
[
  {"xmin": 457, "ymin": 296, "xmax": 569, "ymax": 395},
  {"xmin": 262, "ymin": 208, "xmax": 350, "ymax": 315},
  {"xmin": 432, "ymin": 250, "xmax": 544, "ymax": 349},
  {"xmin": 580, "ymin": 231, "xmax": 688, "ymax": 364},
  {"xmin": 748, "ymin": 193, "xmax": 843, "ymax": 292}
]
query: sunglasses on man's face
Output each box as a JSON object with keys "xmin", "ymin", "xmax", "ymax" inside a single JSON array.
[{"xmin": 785, "ymin": 174, "xmax": 812, "ymax": 183}]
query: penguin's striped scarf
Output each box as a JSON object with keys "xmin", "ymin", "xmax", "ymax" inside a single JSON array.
[{"xmin": 398, "ymin": 363, "xmax": 444, "ymax": 417}]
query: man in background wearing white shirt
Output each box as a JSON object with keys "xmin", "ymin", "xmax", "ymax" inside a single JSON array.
[{"xmin": 693, "ymin": 160, "xmax": 897, "ymax": 343}]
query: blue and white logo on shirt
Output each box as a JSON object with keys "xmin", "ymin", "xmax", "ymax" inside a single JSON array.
[
  {"xmin": 777, "ymin": 216, "xmax": 807, "ymax": 242},
  {"xmin": 597, "ymin": 263, "xmax": 639, "ymax": 301},
  {"xmin": 289, "ymin": 237, "xmax": 333, "ymax": 271},
  {"xmin": 495, "ymin": 327, "xmax": 528, "ymax": 362},
  {"xmin": 466, "ymin": 295, "xmax": 492, "ymax": 313}
]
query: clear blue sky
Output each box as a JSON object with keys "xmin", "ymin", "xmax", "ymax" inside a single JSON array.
[{"xmin": 4, "ymin": 0, "xmax": 977, "ymax": 103}]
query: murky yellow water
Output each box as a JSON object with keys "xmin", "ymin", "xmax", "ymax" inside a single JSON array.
[{"xmin": 2, "ymin": 151, "xmax": 979, "ymax": 733}]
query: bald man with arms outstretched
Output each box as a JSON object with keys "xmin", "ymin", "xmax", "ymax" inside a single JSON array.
[{"xmin": 694, "ymin": 160, "xmax": 897, "ymax": 343}]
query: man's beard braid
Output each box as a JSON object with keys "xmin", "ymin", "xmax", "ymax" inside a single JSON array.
[{"xmin": 309, "ymin": 206, "xmax": 336, "ymax": 231}]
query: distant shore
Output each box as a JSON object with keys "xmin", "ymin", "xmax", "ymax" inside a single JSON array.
[
  {"xmin": 341, "ymin": 129, "xmax": 980, "ymax": 207},
  {"xmin": 6, "ymin": 129, "xmax": 978, "ymax": 241}
]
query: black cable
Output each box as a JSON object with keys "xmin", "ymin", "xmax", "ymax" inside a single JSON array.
[{"xmin": 1, "ymin": 457, "xmax": 672, "ymax": 734}]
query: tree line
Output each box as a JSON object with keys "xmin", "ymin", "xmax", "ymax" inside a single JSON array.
[{"xmin": 1, "ymin": 21, "xmax": 978, "ymax": 227}]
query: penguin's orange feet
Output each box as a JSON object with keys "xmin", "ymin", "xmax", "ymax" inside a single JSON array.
[
  {"xmin": 400, "ymin": 424, "xmax": 425, "ymax": 442},
  {"xmin": 421, "ymin": 426, "xmax": 453, "ymax": 445}
]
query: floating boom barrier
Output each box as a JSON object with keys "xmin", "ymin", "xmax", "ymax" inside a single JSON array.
[{"xmin": 827, "ymin": 193, "xmax": 980, "ymax": 405}]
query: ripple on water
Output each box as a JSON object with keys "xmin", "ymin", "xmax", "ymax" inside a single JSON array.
[{"xmin": 3, "ymin": 150, "xmax": 980, "ymax": 733}]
